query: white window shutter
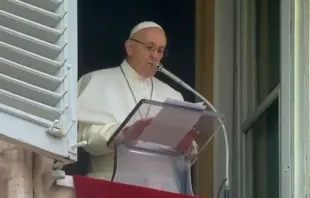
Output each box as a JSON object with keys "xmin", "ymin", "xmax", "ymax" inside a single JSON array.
[{"xmin": 0, "ymin": 0, "xmax": 78, "ymax": 162}]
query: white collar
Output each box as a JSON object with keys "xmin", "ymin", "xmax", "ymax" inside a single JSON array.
[{"xmin": 120, "ymin": 60, "xmax": 147, "ymax": 80}]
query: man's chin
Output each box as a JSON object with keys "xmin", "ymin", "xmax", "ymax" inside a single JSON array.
[{"xmin": 149, "ymin": 70, "xmax": 157, "ymax": 77}]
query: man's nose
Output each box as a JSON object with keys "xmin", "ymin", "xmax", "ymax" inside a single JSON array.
[{"xmin": 150, "ymin": 48, "xmax": 159, "ymax": 60}]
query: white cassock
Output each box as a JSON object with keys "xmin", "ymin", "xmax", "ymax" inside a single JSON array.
[{"xmin": 77, "ymin": 59, "xmax": 196, "ymax": 193}]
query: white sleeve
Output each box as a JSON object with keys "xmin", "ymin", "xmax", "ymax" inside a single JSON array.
[
  {"xmin": 77, "ymin": 73, "xmax": 120, "ymax": 156},
  {"xmin": 79, "ymin": 122, "xmax": 120, "ymax": 156}
]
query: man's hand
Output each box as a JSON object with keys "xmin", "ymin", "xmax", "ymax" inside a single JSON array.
[
  {"xmin": 122, "ymin": 118, "xmax": 153, "ymax": 142},
  {"xmin": 176, "ymin": 129, "xmax": 198, "ymax": 153}
]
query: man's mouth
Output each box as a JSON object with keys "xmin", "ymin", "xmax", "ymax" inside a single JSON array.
[{"xmin": 148, "ymin": 63, "xmax": 157, "ymax": 67}]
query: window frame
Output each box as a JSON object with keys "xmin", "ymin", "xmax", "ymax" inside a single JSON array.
[
  {"xmin": 232, "ymin": 0, "xmax": 310, "ymax": 197},
  {"xmin": 233, "ymin": 0, "xmax": 259, "ymax": 197},
  {"xmin": 281, "ymin": 0, "xmax": 310, "ymax": 197}
]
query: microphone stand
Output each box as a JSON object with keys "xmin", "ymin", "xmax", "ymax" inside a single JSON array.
[{"xmin": 156, "ymin": 63, "xmax": 230, "ymax": 193}]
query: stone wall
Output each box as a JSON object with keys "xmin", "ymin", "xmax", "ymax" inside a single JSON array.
[{"xmin": 0, "ymin": 140, "xmax": 74, "ymax": 198}]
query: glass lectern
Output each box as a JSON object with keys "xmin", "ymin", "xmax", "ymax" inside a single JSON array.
[{"xmin": 106, "ymin": 99, "xmax": 224, "ymax": 195}]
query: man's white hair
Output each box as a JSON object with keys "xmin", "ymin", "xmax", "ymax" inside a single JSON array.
[{"xmin": 129, "ymin": 21, "xmax": 163, "ymax": 38}]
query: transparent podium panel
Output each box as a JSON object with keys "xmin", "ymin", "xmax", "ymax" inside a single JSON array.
[
  {"xmin": 107, "ymin": 99, "xmax": 225, "ymax": 154},
  {"xmin": 113, "ymin": 143, "xmax": 193, "ymax": 194}
]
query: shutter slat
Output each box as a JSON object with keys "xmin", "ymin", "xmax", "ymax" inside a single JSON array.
[
  {"xmin": 0, "ymin": 103, "xmax": 52, "ymax": 127},
  {"xmin": 0, "ymin": 10, "xmax": 63, "ymax": 43},
  {"xmin": 0, "ymin": 74, "xmax": 63, "ymax": 107},
  {"xmin": 0, "ymin": 57, "xmax": 62, "ymax": 91},
  {"xmin": 19, "ymin": 0, "xmax": 62, "ymax": 13},
  {"xmin": 0, "ymin": 25, "xmax": 63, "ymax": 59},
  {"xmin": 1, "ymin": 0, "xmax": 62, "ymax": 28},
  {"xmin": 0, "ymin": 41, "xmax": 62, "ymax": 75},
  {"xmin": 0, "ymin": 89, "xmax": 61, "ymax": 121}
]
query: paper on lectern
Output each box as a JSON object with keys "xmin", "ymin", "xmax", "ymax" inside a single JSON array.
[
  {"xmin": 138, "ymin": 98, "xmax": 205, "ymax": 148},
  {"xmin": 164, "ymin": 98, "xmax": 206, "ymax": 111}
]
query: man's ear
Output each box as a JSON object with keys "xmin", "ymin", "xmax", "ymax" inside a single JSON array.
[{"xmin": 125, "ymin": 40, "xmax": 133, "ymax": 56}]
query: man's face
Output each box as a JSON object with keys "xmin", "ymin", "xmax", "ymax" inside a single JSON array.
[{"xmin": 125, "ymin": 28, "xmax": 167, "ymax": 78}]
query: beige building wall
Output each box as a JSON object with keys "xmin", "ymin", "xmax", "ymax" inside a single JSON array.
[{"xmin": 0, "ymin": 140, "xmax": 74, "ymax": 198}]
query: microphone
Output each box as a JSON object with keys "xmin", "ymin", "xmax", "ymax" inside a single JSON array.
[
  {"xmin": 156, "ymin": 63, "xmax": 230, "ymax": 190},
  {"xmin": 156, "ymin": 63, "xmax": 208, "ymax": 105}
]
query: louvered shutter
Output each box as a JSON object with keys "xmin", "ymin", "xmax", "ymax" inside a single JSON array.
[{"xmin": 0, "ymin": 0, "xmax": 78, "ymax": 162}]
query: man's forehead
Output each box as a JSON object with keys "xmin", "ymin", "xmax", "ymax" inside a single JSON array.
[{"xmin": 133, "ymin": 28, "xmax": 166, "ymax": 44}]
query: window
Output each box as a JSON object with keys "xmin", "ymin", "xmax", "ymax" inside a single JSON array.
[
  {"xmin": 246, "ymin": 99, "xmax": 279, "ymax": 198},
  {"xmin": 246, "ymin": 0, "xmax": 280, "ymax": 197},
  {"xmin": 0, "ymin": 0, "xmax": 78, "ymax": 163},
  {"xmin": 233, "ymin": 0, "xmax": 310, "ymax": 198},
  {"xmin": 233, "ymin": 0, "xmax": 281, "ymax": 197}
]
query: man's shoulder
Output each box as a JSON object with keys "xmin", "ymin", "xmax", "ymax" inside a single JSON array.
[
  {"xmin": 86, "ymin": 66, "xmax": 120, "ymax": 78},
  {"xmin": 77, "ymin": 66, "xmax": 121, "ymax": 96},
  {"xmin": 79, "ymin": 67, "xmax": 121, "ymax": 84}
]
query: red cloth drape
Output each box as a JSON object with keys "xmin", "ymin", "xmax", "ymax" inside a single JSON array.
[{"xmin": 73, "ymin": 175, "xmax": 199, "ymax": 198}]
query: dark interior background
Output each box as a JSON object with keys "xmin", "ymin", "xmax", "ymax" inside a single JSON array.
[{"xmin": 64, "ymin": 0, "xmax": 196, "ymax": 175}]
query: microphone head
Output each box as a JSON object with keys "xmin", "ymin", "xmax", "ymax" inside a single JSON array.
[{"xmin": 156, "ymin": 63, "xmax": 164, "ymax": 71}]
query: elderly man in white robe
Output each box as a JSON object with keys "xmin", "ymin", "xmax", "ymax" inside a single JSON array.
[{"xmin": 77, "ymin": 21, "xmax": 197, "ymax": 194}]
